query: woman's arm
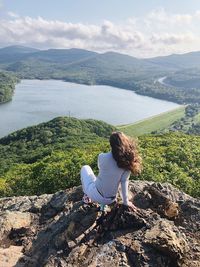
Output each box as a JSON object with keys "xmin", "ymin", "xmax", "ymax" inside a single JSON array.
[
  {"xmin": 97, "ymin": 153, "xmax": 103, "ymax": 169},
  {"xmin": 120, "ymin": 171, "xmax": 130, "ymax": 205},
  {"xmin": 120, "ymin": 171, "xmax": 137, "ymax": 211}
]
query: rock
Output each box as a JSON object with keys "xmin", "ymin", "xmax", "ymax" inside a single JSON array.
[
  {"xmin": 145, "ymin": 220, "xmax": 189, "ymax": 265},
  {"xmin": 164, "ymin": 201, "xmax": 179, "ymax": 218},
  {"xmin": 0, "ymin": 194, "xmax": 53, "ymax": 213},
  {"xmin": 0, "ymin": 211, "xmax": 32, "ymax": 245},
  {"xmin": 0, "ymin": 181, "xmax": 199, "ymax": 267},
  {"xmin": 0, "ymin": 245, "xmax": 23, "ymax": 267}
]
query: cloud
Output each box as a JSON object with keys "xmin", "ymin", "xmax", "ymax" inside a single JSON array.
[
  {"xmin": 150, "ymin": 33, "xmax": 196, "ymax": 45},
  {"xmin": 0, "ymin": 16, "xmax": 146, "ymax": 52},
  {"xmin": 7, "ymin": 11, "xmax": 20, "ymax": 18},
  {"xmin": 1, "ymin": 9, "xmax": 200, "ymax": 57}
]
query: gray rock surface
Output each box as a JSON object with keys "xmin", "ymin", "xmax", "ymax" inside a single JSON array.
[{"xmin": 0, "ymin": 181, "xmax": 199, "ymax": 267}]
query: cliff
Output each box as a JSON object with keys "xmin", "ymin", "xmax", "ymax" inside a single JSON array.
[{"xmin": 0, "ymin": 181, "xmax": 199, "ymax": 267}]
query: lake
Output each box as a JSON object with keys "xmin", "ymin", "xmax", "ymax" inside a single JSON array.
[{"xmin": 0, "ymin": 79, "xmax": 180, "ymax": 138}]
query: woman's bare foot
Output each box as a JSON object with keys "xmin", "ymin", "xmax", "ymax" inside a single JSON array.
[{"xmin": 82, "ymin": 194, "xmax": 92, "ymax": 204}]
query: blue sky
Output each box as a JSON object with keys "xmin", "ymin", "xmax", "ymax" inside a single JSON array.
[
  {"xmin": 1, "ymin": 0, "xmax": 200, "ymax": 57},
  {"xmin": 3, "ymin": 0, "xmax": 200, "ymax": 23}
]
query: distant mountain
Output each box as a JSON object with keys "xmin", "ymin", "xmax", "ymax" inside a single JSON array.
[
  {"xmin": 2, "ymin": 45, "xmax": 200, "ymax": 70},
  {"xmin": 0, "ymin": 45, "xmax": 40, "ymax": 63},
  {"xmin": 0, "ymin": 45, "xmax": 39, "ymax": 54},
  {"xmin": 0, "ymin": 46, "xmax": 97, "ymax": 65},
  {"xmin": 146, "ymin": 51, "xmax": 200, "ymax": 70},
  {"xmin": 78, "ymin": 51, "xmax": 158, "ymax": 74},
  {"xmin": 0, "ymin": 45, "xmax": 165, "ymax": 73},
  {"xmin": 28, "ymin": 48, "xmax": 98, "ymax": 64},
  {"xmin": 1, "ymin": 47, "xmax": 166, "ymax": 87}
]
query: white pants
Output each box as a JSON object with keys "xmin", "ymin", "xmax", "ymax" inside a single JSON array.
[{"xmin": 80, "ymin": 165, "xmax": 115, "ymax": 205}]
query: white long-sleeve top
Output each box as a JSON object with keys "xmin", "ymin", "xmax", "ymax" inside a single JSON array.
[{"xmin": 95, "ymin": 152, "xmax": 130, "ymax": 205}]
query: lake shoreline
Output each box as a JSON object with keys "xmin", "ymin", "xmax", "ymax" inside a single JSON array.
[
  {"xmin": 62, "ymin": 77, "xmax": 181, "ymax": 105},
  {"xmin": 17, "ymin": 76, "xmax": 181, "ymax": 105},
  {"xmin": 0, "ymin": 79, "xmax": 180, "ymax": 138}
]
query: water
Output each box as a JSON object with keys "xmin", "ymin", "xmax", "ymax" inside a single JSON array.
[{"xmin": 0, "ymin": 79, "xmax": 180, "ymax": 138}]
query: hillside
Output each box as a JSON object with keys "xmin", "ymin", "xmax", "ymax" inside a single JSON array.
[
  {"xmin": 0, "ymin": 182, "xmax": 199, "ymax": 267},
  {"xmin": 0, "ymin": 45, "xmax": 39, "ymax": 64},
  {"xmin": 165, "ymin": 69, "xmax": 200, "ymax": 88},
  {"xmin": 0, "ymin": 117, "xmax": 115, "ymax": 175},
  {"xmin": 0, "ymin": 117, "xmax": 199, "ymax": 198},
  {"xmin": 1, "ymin": 46, "xmax": 200, "ymax": 104},
  {"xmin": 119, "ymin": 104, "xmax": 200, "ymax": 136},
  {"xmin": 0, "ymin": 72, "xmax": 19, "ymax": 104},
  {"xmin": 118, "ymin": 106, "xmax": 185, "ymax": 136},
  {"xmin": 162, "ymin": 104, "xmax": 200, "ymax": 134},
  {"xmin": 3, "ymin": 47, "xmax": 164, "ymax": 84},
  {"xmin": 147, "ymin": 51, "xmax": 200, "ymax": 69}
]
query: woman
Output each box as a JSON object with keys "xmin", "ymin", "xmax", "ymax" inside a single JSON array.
[{"xmin": 80, "ymin": 131, "xmax": 142, "ymax": 210}]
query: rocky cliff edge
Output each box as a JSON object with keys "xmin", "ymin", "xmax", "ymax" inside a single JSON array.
[{"xmin": 0, "ymin": 181, "xmax": 199, "ymax": 267}]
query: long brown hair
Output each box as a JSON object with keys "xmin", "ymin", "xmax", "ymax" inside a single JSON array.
[{"xmin": 109, "ymin": 131, "xmax": 142, "ymax": 175}]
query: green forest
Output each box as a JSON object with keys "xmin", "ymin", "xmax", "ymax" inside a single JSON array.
[
  {"xmin": 165, "ymin": 68, "xmax": 200, "ymax": 88},
  {"xmin": 0, "ymin": 72, "xmax": 19, "ymax": 103},
  {"xmin": 0, "ymin": 117, "xmax": 199, "ymax": 198},
  {"xmin": 135, "ymin": 79, "xmax": 200, "ymax": 104}
]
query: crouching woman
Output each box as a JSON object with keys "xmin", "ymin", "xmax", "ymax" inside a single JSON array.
[{"xmin": 80, "ymin": 131, "xmax": 142, "ymax": 210}]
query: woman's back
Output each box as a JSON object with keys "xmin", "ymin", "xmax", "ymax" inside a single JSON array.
[{"xmin": 95, "ymin": 152, "xmax": 130, "ymax": 198}]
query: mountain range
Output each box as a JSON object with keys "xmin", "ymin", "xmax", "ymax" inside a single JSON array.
[
  {"xmin": 1, "ymin": 45, "xmax": 200, "ymax": 70},
  {"xmin": 1, "ymin": 45, "xmax": 200, "ymax": 104}
]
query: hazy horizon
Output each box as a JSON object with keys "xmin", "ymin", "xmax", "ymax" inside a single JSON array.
[
  {"xmin": 1, "ymin": 1, "xmax": 200, "ymax": 58},
  {"xmin": 1, "ymin": 44, "xmax": 200, "ymax": 60}
]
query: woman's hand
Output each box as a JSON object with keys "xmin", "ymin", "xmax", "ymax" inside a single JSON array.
[{"xmin": 125, "ymin": 201, "xmax": 138, "ymax": 211}]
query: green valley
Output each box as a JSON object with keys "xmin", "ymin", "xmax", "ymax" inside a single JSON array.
[
  {"xmin": 118, "ymin": 106, "xmax": 186, "ymax": 136},
  {"xmin": 118, "ymin": 104, "xmax": 200, "ymax": 136}
]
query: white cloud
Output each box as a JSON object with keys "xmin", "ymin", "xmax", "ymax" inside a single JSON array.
[
  {"xmin": 150, "ymin": 33, "xmax": 196, "ymax": 45},
  {"xmin": 1, "ymin": 9, "xmax": 200, "ymax": 57},
  {"xmin": 7, "ymin": 11, "xmax": 20, "ymax": 18}
]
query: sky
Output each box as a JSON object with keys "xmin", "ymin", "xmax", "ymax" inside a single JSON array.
[{"xmin": 0, "ymin": 0, "xmax": 200, "ymax": 57}]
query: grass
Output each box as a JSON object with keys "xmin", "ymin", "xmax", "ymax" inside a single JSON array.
[{"xmin": 117, "ymin": 106, "xmax": 185, "ymax": 137}]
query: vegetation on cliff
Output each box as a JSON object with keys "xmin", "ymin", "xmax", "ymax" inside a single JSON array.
[
  {"xmin": 0, "ymin": 117, "xmax": 115, "ymax": 176},
  {"xmin": 0, "ymin": 117, "xmax": 199, "ymax": 198}
]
